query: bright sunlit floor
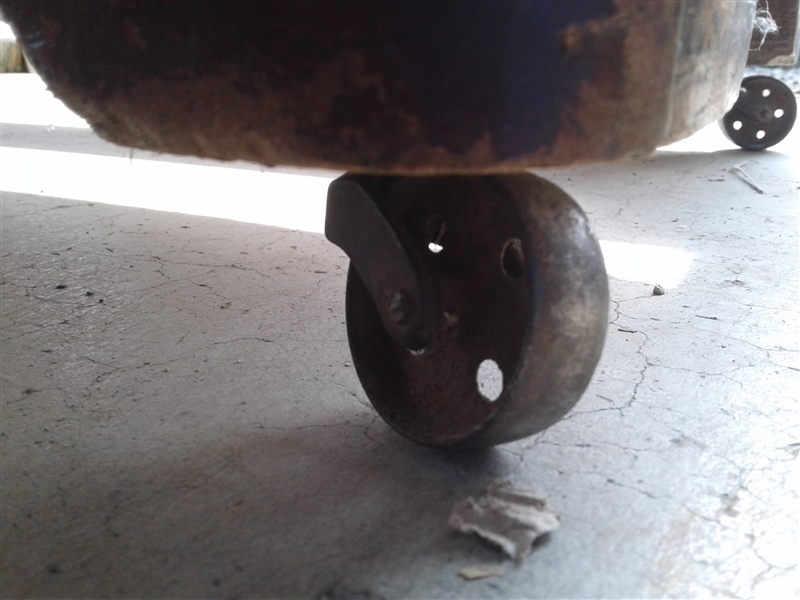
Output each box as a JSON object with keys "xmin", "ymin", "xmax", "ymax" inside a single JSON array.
[{"xmin": 0, "ymin": 72, "xmax": 713, "ymax": 290}]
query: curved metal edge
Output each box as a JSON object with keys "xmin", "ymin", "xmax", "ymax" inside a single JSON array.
[
  {"xmin": 460, "ymin": 173, "xmax": 610, "ymax": 448},
  {"xmin": 326, "ymin": 176, "xmax": 438, "ymax": 350}
]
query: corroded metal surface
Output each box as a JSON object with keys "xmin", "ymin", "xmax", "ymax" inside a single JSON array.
[
  {"xmin": 2, "ymin": 0, "xmax": 754, "ymax": 173},
  {"xmin": 660, "ymin": 0, "xmax": 758, "ymax": 146},
  {"xmin": 325, "ymin": 175, "xmax": 439, "ymax": 351},
  {"xmin": 344, "ymin": 174, "xmax": 609, "ymax": 447}
]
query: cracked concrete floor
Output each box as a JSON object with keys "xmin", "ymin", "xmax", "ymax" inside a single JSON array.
[{"xmin": 1, "ymin": 73, "xmax": 799, "ymax": 599}]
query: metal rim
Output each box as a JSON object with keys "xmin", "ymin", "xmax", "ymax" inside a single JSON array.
[
  {"xmin": 345, "ymin": 174, "xmax": 609, "ymax": 448},
  {"xmin": 721, "ymin": 76, "xmax": 797, "ymax": 150}
]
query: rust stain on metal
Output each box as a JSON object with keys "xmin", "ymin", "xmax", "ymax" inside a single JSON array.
[{"xmin": 1, "ymin": 0, "xmax": 754, "ymax": 173}]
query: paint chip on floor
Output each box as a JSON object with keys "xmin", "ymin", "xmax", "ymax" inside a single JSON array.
[{"xmin": 448, "ymin": 485, "xmax": 560, "ymax": 560}]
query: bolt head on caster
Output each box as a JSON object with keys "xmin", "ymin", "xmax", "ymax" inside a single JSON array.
[
  {"xmin": 721, "ymin": 75, "xmax": 797, "ymax": 151},
  {"xmin": 327, "ymin": 173, "xmax": 609, "ymax": 448}
]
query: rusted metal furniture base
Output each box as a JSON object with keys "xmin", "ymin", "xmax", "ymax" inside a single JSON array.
[{"xmin": 3, "ymin": 1, "xmax": 754, "ymax": 173}]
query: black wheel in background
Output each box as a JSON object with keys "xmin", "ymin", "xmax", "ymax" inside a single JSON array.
[{"xmin": 721, "ymin": 75, "xmax": 797, "ymax": 150}]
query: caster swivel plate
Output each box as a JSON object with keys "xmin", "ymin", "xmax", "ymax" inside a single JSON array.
[
  {"xmin": 722, "ymin": 75, "xmax": 797, "ymax": 151},
  {"xmin": 326, "ymin": 174, "xmax": 609, "ymax": 448}
]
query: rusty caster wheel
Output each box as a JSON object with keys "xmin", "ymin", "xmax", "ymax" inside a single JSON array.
[
  {"xmin": 325, "ymin": 173, "xmax": 608, "ymax": 448},
  {"xmin": 721, "ymin": 75, "xmax": 797, "ymax": 151}
]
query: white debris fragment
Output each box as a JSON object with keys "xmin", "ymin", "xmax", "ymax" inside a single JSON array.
[
  {"xmin": 729, "ymin": 162, "xmax": 764, "ymax": 194},
  {"xmin": 448, "ymin": 485, "xmax": 560, "ymax": 560},
  {"xmin": 752, "ymin": 5, "xmax": 779, "ymax": 50},
  {"xmin": 458, "ymin": 565, "xmax": 505, "ymax": 581}
]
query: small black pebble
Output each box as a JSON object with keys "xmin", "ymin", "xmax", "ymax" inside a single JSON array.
[
  {"xmin": 55, "ymin": 284, "xmax": 67, "ymax": 290},
  {"xmin": 85, "ymin": 291, "xmax": 94, "ymax": 296}
]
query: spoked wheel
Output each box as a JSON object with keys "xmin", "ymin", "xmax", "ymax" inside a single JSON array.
[
  {"xmin": 326, "ymin": 173, "xmax": 608, "ymax": 448},
  {"xmin": 721, "ymin": 75, "xmax": 797, "ymax": 150}
]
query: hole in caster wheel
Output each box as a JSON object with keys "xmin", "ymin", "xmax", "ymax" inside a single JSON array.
[
  {"xmin": 501, "ymin": 238, "xmax": 525, "ymax": 280},
  {"xmin": 425, "ymin": 214, "xmax": 446, "ymax": 254},
  {"xmin": 330, "ymin": 173, "xmax": 609, "ymax": 448},
  {"xmin": 476, "ymin": 359, "xmax": 503, "ymax": 402}
]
